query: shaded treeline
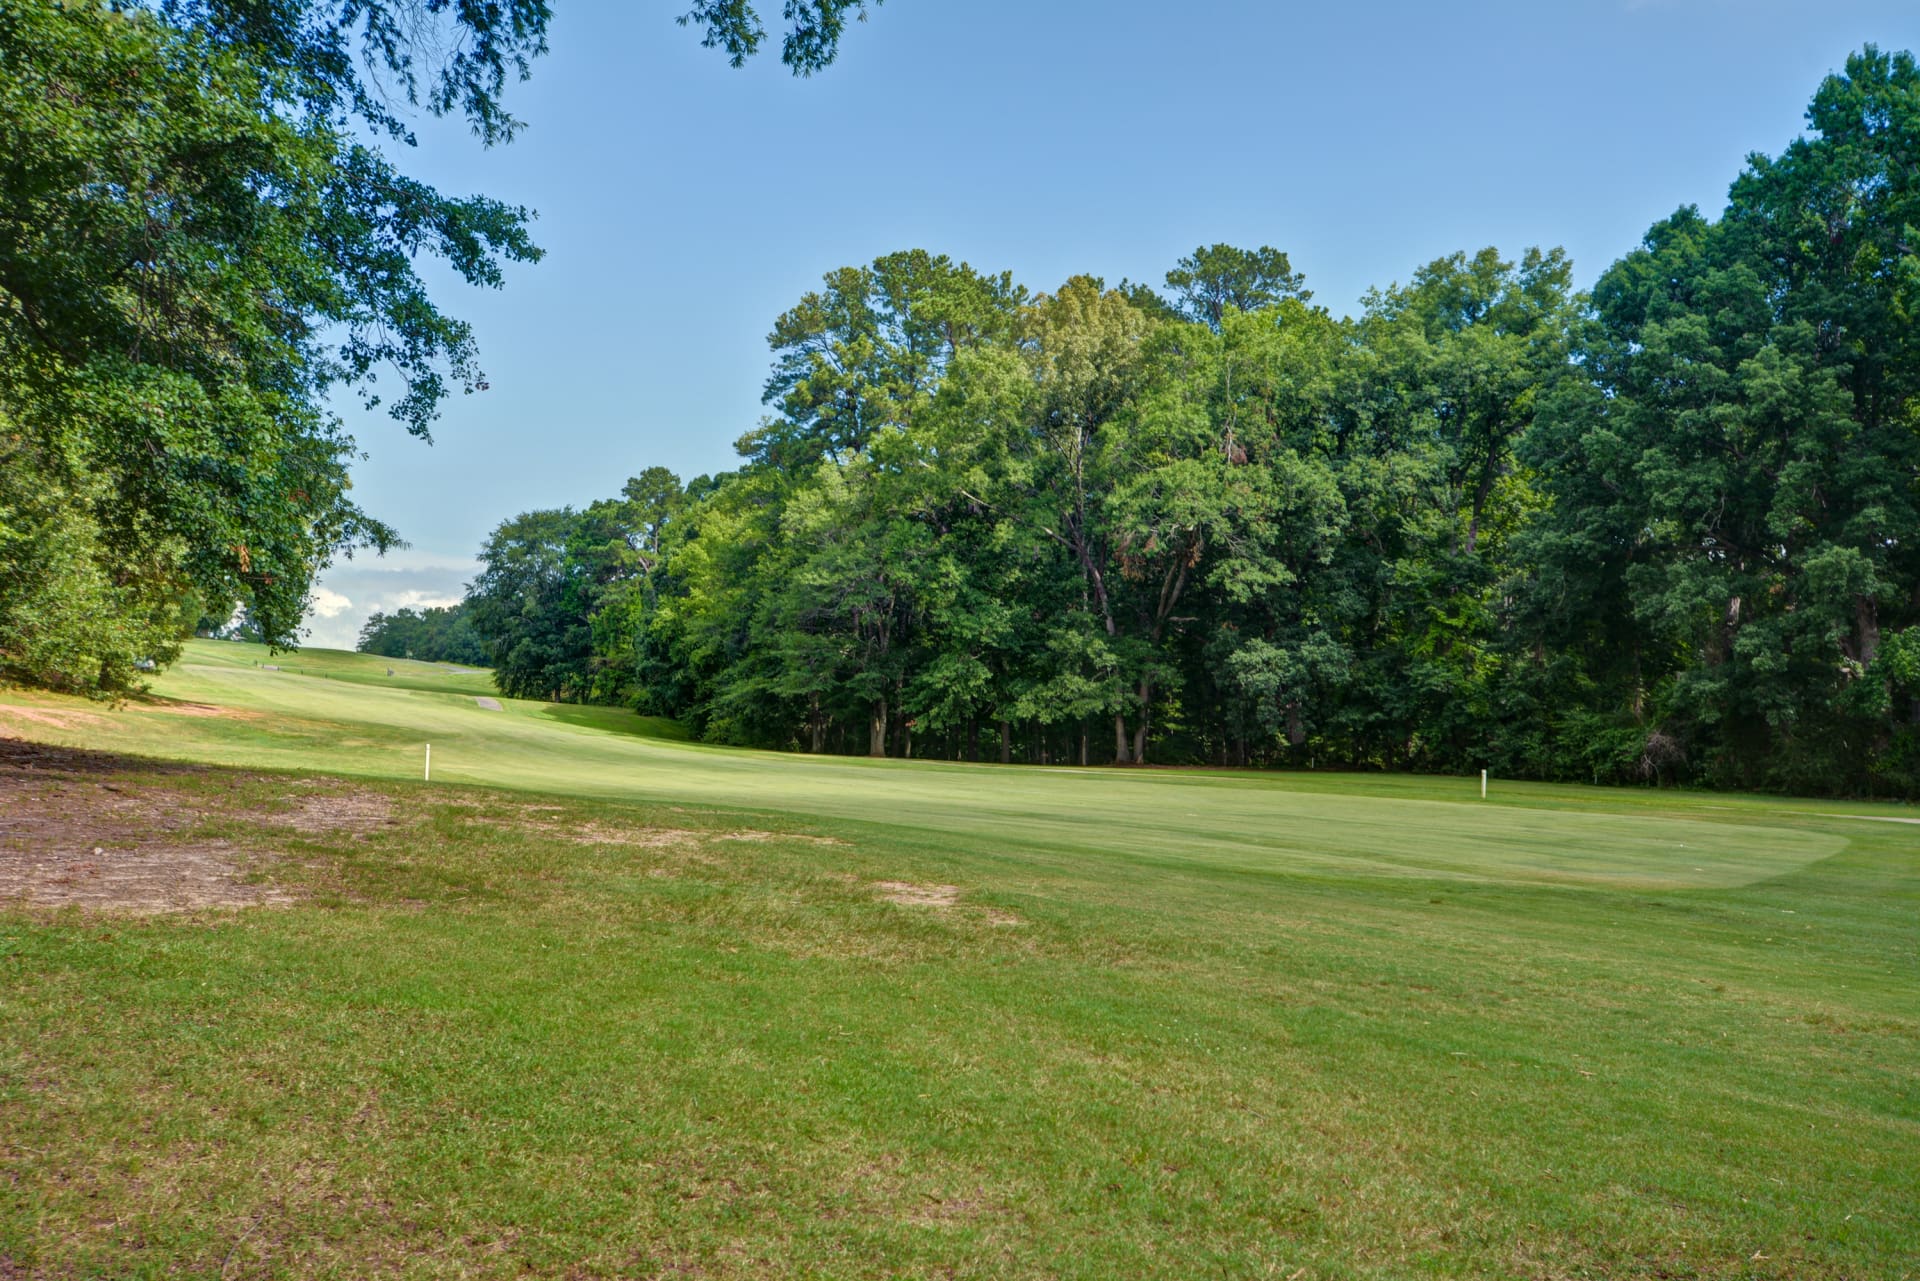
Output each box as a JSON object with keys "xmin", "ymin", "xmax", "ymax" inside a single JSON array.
[
  {"xmin": 357, "ymin": 604, "xmax": 488, "ymax": 666},
  {"xmin": 466, "ymin": 49, "xmax": 1920, "ymax": 796}
]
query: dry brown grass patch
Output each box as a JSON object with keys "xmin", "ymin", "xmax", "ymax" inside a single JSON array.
[
  {"xmin": 873, "ymin": 881, "xmax": 962, "ymax": 908},
  {"xmin": 719, "ymin": 830, "xmax": 846, "ymax": 846},
  {"xmin": 139, "ymin": 697, "xmax": 259, "ymax": 719},
  {"xmin": 0, "ymin": 705, "xmax": 108, "ymax": 731},
  {"xmin": 870, "ymin": 880, "xmax": 1022, "ymax": 926}
]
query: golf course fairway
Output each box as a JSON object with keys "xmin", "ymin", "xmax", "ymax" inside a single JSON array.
[{"xmin": 0, "ymin": 640, "xmax": 1914, "ymax": 1278}]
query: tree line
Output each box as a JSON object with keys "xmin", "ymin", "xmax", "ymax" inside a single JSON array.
[
  {"xmin": 357, "ymin": 604, "xmax": 488, "ymax": 667},
  {"xmin": 463, "ymin": 48, "xmax": 1920, "ymax": 796}
]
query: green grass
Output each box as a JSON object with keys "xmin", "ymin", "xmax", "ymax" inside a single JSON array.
[{"xmin": 0, "ymin": 639, "xmax": 1915, "ymax": 1278}]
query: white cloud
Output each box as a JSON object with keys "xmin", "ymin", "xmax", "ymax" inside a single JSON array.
[
  {"xmin": 383, "ymin": 589, "xmax": 463, "ymax": 611},
  {"xmin": 309, "ymin": 586, "xmax": 353, "ymax": 618},
  {"xmin": 298, "ymin": 556, "xmax": 480, "ymax": 651}
]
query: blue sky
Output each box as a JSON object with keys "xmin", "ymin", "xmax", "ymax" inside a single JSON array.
[{"xmin": 305, "ymin": 0, "xmax": 1920, "ymax": 646}]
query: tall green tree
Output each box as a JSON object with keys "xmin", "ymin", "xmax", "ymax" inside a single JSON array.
[
  {"xmin": 1163, "ymin": 243, "xmax": 1311, "ymax": 331},
  {"xmin": 0, "ymin": 1, "xmax": 535, "ymax": 690},
  {"xmin": 1527, "ymin": 47, "xmax": 1920, "ymax": 791},
  {"xmin": 0, "ymin": 0, "xmax": 878, "ymax": 695}
]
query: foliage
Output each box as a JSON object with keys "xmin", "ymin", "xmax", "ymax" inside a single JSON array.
[
  {"xmin": 1524, "ymin": 46, "xmax": 1920, "ymax": 794},
  {"xmin": 356, "ymin": 603, "xmax": 488, "ymax": 666},
  {"xmin": 461, "ymin": 50, "xmax": 1919, "ymax": 796},
  {"xmin": 0, "ymin": 0, "xmax": 537, "ymax": 693},
  {"xmin": 679, "ymin": 0, "xmax": 884, "ymax": 75},
  {"xmin": 0, "ymin": 0, "xmax": 875, "ymax": 698}
]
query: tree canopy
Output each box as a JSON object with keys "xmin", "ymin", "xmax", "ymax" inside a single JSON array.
[
  {"xmin": 464, "ymin": 48, "xmax": 1920, "ymax": 796},
  {"xmin": 356, "ymin": 603, "xmax": 488, "ymax": 667},
  {"xmin": 0, "ymin": 0, "xmax": 876, "ymax": 695}
]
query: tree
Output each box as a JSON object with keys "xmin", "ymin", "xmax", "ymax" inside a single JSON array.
[
  {"xmin": 0, "ymin": 0, "xmax": 879, "ymax": 696},
  {"xmin": 0, "ymin": 2, "xmax": 535, "ymax": 692},
  {"xmin": 1164, "ymin": 244, "xmax": 1311, "ymax": 331},
  {"xmin": 679, "ymin": 1, "xmax": 885, "ymax": 75},
  {"xmin": 467, "ymin": 504, "xmax": 650, "ymax": 701},
  {"xmin": 745, "ymin": 251, "xmax": 1023, "ymax": 468},
  {"xmin": 446, "ymin": 45, "xmax": 1920, "ymax": 797},
  {"xmin": 1526, "ymin": 47, "xmax": 1920, "ymax": 792}
]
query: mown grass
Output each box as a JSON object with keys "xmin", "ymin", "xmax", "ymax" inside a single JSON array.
[{"xmin": 0, "ymin": 641, "xmax": 1915, "ymax": 1278}]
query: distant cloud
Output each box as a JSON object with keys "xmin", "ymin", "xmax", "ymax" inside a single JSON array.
[
  {"xmin": 309, "ymin": 586, "xmax": 353, "ymax": 619},
  {"xmin": 299, "ymin": 554, "xmax": 479, "ymax": 650}
]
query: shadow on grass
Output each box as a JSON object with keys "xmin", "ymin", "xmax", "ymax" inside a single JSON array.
[
  {"xmin": 532, "ymin": 702, "xmax": 690, "ymax": 742},
  {"xmin": 0, "ymin": 735, "xmax": 205, "ymax": 778}
]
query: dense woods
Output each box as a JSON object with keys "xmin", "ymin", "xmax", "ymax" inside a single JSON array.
[{"xmin": 463, "ymin": 48, "xmax": 1920, "ymax": 796}]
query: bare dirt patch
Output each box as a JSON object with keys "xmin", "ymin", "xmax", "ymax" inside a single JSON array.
[
  {"xmin": 276, "ymin": 789, "xmax": 395, "ymax": 835},
  {"xmin": 1, "ymin": 843, "xmax": 296, "ymax": 913},
  {"xmin": 0, "ymin": 739, "xmax": 304, "ymax": 912}
]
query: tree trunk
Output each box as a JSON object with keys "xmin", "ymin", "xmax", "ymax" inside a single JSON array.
[
  {"xmin": 1855, "ymin": 594, "xmax": 1881, "ymax": 665},
  {"xmin": 1080, "ymin": 730, "xmax": 1089, "ymax": 766},
  {"xmin": 1629, "ymin": 646, "xmax": 1645, "ymax": 722},
  {"xmin": 998, "ymin": 719, "xmax": 1011, "ymax": 765},
  {"xmin": 1113, "ymin": 713, "xmax": 1131, "ymax": 765},
  {"xmin": 1465, "ymin": 459, "xmax": 1499, "ymax": 556},
  {"xmin": 1716, "ymin": 595, "xmax": 1742, "ymax": 663},
  {"xmin": 869, "ymin": 698, "xmax": 888, "ymax": 758},
  {"xmin": 1286, "ymin": 702, "xmax": 1305, "ymax": 749},
  {"xmin": 1131, "ymin": 680, "xmax": 1151, "ymax": 763},
  {"xmin": 967, "ymin": 718, "xmax": 980, "ymax": 763}
]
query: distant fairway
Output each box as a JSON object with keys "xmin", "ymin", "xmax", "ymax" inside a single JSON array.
[
  {"xmin": 2, "ymin": 641, "xmax": 1856, "ymax": 891},
  {"xmin": 0, "ymin": 640, "xmax": 1915, "ymax": 1278}
]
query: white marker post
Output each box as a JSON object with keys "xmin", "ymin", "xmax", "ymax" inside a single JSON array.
[
  {"xmin": 1481, "ymin": 768, "xmax": 1487, "ymax": 799},
  {"xmin": 424, "ymin": 743, "xmax": 432, "ymax": 782}
]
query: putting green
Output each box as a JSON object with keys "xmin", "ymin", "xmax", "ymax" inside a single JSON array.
[{"xmin": 5, "ymin": 640, "xmax": 1851, "ymax": 889}]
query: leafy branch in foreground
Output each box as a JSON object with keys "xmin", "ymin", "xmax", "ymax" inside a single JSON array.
[{"xmin": 1, "ymin": 0, "xmax": 879, "ymax": 695}]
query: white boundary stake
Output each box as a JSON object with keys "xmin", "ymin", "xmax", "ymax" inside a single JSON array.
[
  {"xmin": 424, "ymin": 743, "xmax": 432, "ymax": 782},
  {"xmin": 1481, "ymin": 768, "xmax": 1487, "ymax": 799}
]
